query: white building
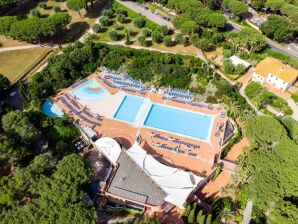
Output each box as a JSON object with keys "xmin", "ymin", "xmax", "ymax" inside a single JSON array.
[
  {"xmin": 229, "ymin": 55, "xmax": 251, "ymax": 70},
  {"xmin": 252, "ymin": 57, "xmax": 298, "ymax": 92}
]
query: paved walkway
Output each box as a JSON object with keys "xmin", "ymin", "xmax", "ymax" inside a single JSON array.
[
  {"xmin": 240, "ymin": 200, "xmax": 253, "ymax": 224},
  {"xmin": 287, "ymin": 98, "xmax": 298, "ymax": 120}
]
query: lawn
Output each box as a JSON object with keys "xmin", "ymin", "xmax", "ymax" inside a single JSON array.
[
  {"xmin": 0, "ymin": 47, "xmax": 51, "ymax": 83},
  {"xmin": 291, "ymin": 93, "xmax": 298, "ymax": 104}
]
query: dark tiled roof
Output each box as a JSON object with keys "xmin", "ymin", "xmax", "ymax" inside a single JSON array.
[{"xmin": 107, "ymin": 152, "xmax": 167, "ymax": 206}]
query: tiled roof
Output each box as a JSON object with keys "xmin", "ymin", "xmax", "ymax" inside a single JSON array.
[
  {"xmin": 255, "ymin": 57, "xmax": 298, "ymax": 83},
  {"xmin": 107, "ymin": 152, "xmax": 167, "ymax": 206}
]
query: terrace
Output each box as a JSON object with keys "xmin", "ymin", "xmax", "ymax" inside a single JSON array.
[{"xmin": 55, "ymin": 69, "xmax": 230, "ymax": 175}]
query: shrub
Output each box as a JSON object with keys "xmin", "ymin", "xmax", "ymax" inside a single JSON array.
[
  {"xmin": 196, "ymin": 210, "xmax": 203, "ymax": 223},
  {"xmin": 182, "ymin": 36, "xmax": 189, "ymax": 46},
  {"xmin": 108, "ymin": 30, "xmax": 119, "ymax": 41},
  {"xmin": 205, "ymin": 214, "xmax": 212, "ymax": 224},
  {"xmin": 160, "ymin": 25, "xmax": 170, "ymax": 36},
  {"xmin": 38, "ymin": 2, "xmax": 47, "ymax": 9},
  {"xmin": 223, "ymin": 49, "xmax": 232, "ymax": 58},
  {"xmin": 112, "ymin": 23, "xmax": 121, "ymax": 30},
  {"xmin": 174, "ymin": 32, "xmax": 183, "ymax": 44},
  {"xmin": 115, "ymin": 8, "xmax": 128, "ymax": 16},
  {"xmin": 92, "ymin": 24, "xmax": 101, "ymax": 33},
  {"xmin": 117, "ymin": 14, "xmax": 126, "ymax": 23},
  {"xmin": 163, "ymin": 35, "xmax": 173, "ymax": 47},
  {"xmin": 125, "ymin": 30, "xmax": 130, "ymax": 45},
  {"xmin": 102, "ymin": 9, "xmax": 114, "ymax": 18},
  {"xmin": 31, "ymin": 9, "xmax": 41, "ymax": 18},
  {"xmin": 188, "ymin": 207, "xmax": 196, "ymax": 223},
  {"xmin": 134, "ymin": 17, "xmax": 146, "ymax": 28},
  {"xmin": 152, "ymin": 30, "xmax": 163, "ymax": 43},
  {"xmin": 223, "ymin": 59, "xmax": 234, "ymax": 74},
  {"xmin": 235, "ymin": 215, "xmax": 243, "ymax": 223},
  {"xmin": 197, "ymin": 39, "xmax": 214, "ymax": 52},
  {"xmin": 138, "ymin": 35, "xmax": 147, "ymax": 46},
  {"xmin": 100, "ymin": 16, "xmax": 110, "ymax": 26},
  {"xmin": 142, "ymin": 28, "xmax": 151, "ymax": 37},
  {"xmin": 182, "ymin": 204, "xmax": 191, "ymax": 217},
  {"xmin": 54, "ymin": 6, "xmax": 61, "ymax": 13}
]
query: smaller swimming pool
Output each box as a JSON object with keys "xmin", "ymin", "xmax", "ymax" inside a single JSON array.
[
  {"xmin": 42, "ymin": 100, "xmax": 64, "ymax": 117},
  {"xmin": 114, "ymin": 95, "xmax": 144, "ymax": 122},
  {"xmin": 71, "ymin": 79, "xmax": 110, "ymax": 101}
]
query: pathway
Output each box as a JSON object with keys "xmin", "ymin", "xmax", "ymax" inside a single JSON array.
[
  {"xmin": 287, "ymin": 98, "xmax": 298, "ymax": 120},
  {"xmin": 0, "ymin": 44, "xmax": 42, "ymax": 52},
  {"xmin": 240, "ymin": 200, "xmax": 253, "ymax": 224}
]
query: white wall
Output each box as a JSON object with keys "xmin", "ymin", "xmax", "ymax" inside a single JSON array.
[
  {"xmin": 265, "ymin": 73, "xmax": 289, "ymax": 91},
  {"xmin": 252, "ymin": 72, "xmax": 265, "ymax": 84}
]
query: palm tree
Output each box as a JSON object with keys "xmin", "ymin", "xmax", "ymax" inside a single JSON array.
[{"xmin": 218, "ymin": 207, "xmax": 235, "ymax": 224}]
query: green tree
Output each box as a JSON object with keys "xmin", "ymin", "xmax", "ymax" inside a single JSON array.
[
  {"xmin": 245, "ymin": 116, "xmax": 287, "ymax": 146},
  {"xmin": 92, "ymin": 24, "xmax": 101, "ymax": 33},
  {"xmin": 0, "ymin": 16, "xmax": 17, "ymax": 37},
  {"xmin": 138, "ymin": 35, "xmax": 147, "ymax": 46},
  {"xmin": 2, "ymin": 111, "xmax": 38, "ymax": 144},
  {"xmin": 160, "ymin": 25, "xmax": 170, "ymax": 36},
  {"xmin": 260, "ymin": 15, "xmax": 295, "ymax": 41},
  {"xmin": 223, "ymin": 0, "xmax": 248, "ymax": 17},
  {"xmin": 134, "ymin": 17, "xmax": 146, "ymax": 28},
  {"xmin": 152, "ymin": 30, "xmax": 163, "ymax": 43},
  {"xmin": 142, "ymin": 28, "xmax": 151, "ymax": 37},
  {"xmin": 54, "ymin": 5, "xmax": 61, "ymax": 13},
  {"xmin": 163, "ymin": 35, "xmax": 173, "ymax": 47},
  {"xmin": 31, "ymin": 9, "xmax": 41, "ymax": 18},
  {"xmin": 206, "ymin": 13, "xmax": 226, "ymax": 29},
  {"xmin": 0, "ymin": 74, "xmax": 10, "ymax": 95},
  {"xmin": 108, "ymin": 30, "xmax": 119, "ymax": 41},
  {"xmin": 117, "ymin": 13, "xmax": 126, "ymax": 23},
  {"xmin": 66, "ymin": 0, "xmax": 86, "ymax": 17},
  {"xmin": 99, "ymin": 16, "xmax": 110, "ymax": 26},
  {"xmin": 251, "ymin": 0, "xmax": 266, "ymax": 8},
  {"xmin": 180, "ymin": 20, "xmax": 198, "ymax": 34}
]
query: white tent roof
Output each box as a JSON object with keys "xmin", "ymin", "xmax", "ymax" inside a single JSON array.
[
  {"xmin": 126, "ymin": 141, "xmax": 204, "ymax": 208},
  {"xmin": 229, "ymin": 55, "xmax": 251, "ymax": 68},
  {"xmin": 94, "ymin": 137, "xmax": 122, "ymax": 164}
]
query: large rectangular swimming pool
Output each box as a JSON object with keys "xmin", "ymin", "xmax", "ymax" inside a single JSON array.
[
  {"xmin": 114, "ymin": 95, "xmax": 144, "ymax": 122},
  {"xmin": 143, "ymin": 104, "xmax": 212, "ymax": 140}
]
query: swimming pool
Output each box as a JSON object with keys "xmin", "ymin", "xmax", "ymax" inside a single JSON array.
[
  {"xmin": 144, "ymin": 104, "xmax": 212, "ymax": 140},
  {"xmin": 114, "ymin": 95, "xmax": 144, "ymax": 122},
  {"xmin": 72, "ymin": 80, "xmax": 110, "ymax": 101},
  {"xmin": 42, "ymin": 100, "xmax": 64, "ymax": 117}
]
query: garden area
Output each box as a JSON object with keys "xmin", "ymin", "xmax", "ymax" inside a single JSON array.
[
  {"xmin": 88, "ymin": 2, "xmax": 198, "ymax": 56},
  {"xmin": 0, "ymin": 47, "xmax": 52, "ymax": 83},
  {"xmin": 244, "ymin": 81, "xmax": 293, "ymax": 115}
]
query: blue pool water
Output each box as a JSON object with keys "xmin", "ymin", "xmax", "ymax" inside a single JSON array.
[
  {"xmin": 114, "ymin": 95, "xmax": 144, "ymax": 122},
  {"xmin": 144, "ymin": 104, "xmax": 212, "ymax": 140},
  {"xmin": 72, "ymin": 80, "xmax": 110, "ymax": 101},
  {"xmin": 42, "ymin": 100, "xmax": 64, "ymax": 117}
]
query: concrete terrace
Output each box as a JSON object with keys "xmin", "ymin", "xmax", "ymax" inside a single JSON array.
[{"xmin": 55, "ymin": 69, "xmax": 228, "ymax": 175}]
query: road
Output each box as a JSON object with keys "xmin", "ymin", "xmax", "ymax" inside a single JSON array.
[
  {"xmin": 226, "ymin": 19, "xmax": 298, "ymax": 60},
  {"xmin": 117, "ymin": 1, "xmax": 298, "ymax": 59}
]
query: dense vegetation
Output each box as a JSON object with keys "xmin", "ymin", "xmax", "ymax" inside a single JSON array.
[
  {"xmin": 244, "ymin": 81, "xmax": 293, "ymax": 115},
  {"xmin": 236, "ymin": 115, "xmax": 298, "ymax": 223},
  {"xmin": 0, "ymin": 12, "xmax": 71, "ymax": 42}
]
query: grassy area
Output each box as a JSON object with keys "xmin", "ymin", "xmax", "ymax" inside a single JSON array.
[
  {"xmin": 245, "ymin": 81, "xmax": 293, "ymax": 115},
  {"xmin": 263, "ymin": 48, "xmax": 298, "ymax": 69},
  {"xmin": 112, "ymin": 1, "xmax": 160, "ymax": 31},
  {"xmin": 0, "ymin": 47, "xmax": 51, "ymax": 83},
  {"xmin": 291, "ymin": 93, "xmax": 298, "ymax": 104},
  {"xmin": 0, "ymin": 36, "xmax": 30, "ymax": 48}
]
